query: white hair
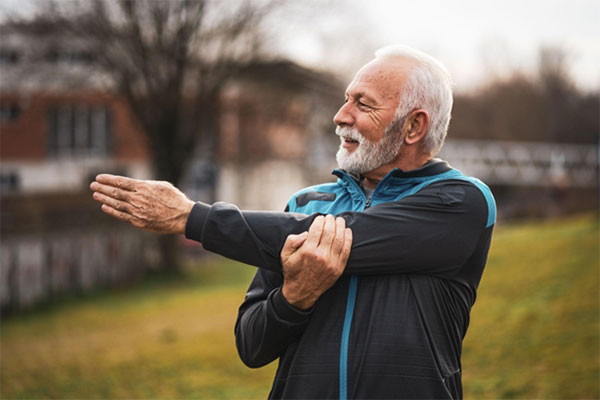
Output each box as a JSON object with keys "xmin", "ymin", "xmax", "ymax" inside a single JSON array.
[{"xmin": 375, "ymin": 45, "xmax": 454, "ymax": 155}]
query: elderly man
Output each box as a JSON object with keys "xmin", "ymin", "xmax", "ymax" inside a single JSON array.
[{"xmin": 91, "ymin": 45, "xmax": 496, "ymax": 399}]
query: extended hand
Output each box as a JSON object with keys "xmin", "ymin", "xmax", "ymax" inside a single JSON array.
[
  {"xmin": 280, "ymin": 214, "xmax": 353, "ymax": 310},
  {"xmin": 90, "ymin": 174, "xmax": 195, "ymax": 234}
]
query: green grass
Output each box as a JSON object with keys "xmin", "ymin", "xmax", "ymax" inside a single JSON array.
[
  {"xmin": 1, "ymin": 214, "xmax": 598, "ymax": 399},
  {"xmin": 462, "ymin": 214, "xmax": 599, "ymax": 399},
  {"xmin": 0, "ymin": 261, "xmax": 276, "ymax": 399}
]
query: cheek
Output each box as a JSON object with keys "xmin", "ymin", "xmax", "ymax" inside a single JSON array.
[{"xmin": 359, "ymin": 114, "xmax": 387, "ymax": 139}]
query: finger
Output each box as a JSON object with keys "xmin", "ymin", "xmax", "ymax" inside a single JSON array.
[
  {"xmin": 305, "ymin": 215, "xmax": 325, "ymax": 248},
  {"xmin": 100, "ymin": 203, "xmax": 134, "ymax": 224},
  {"xmin": 95, "ymin": 174, "xmax": 139, "ymax": 191},
  {"xmin": 101, "ymin": 204, "xmax": 149, "ymax": 231},
  {"xmin": 93, "ymin": 191, "xmax": 132, "ymax": 213},
  {"xmin": 90, "ymin": 182, "xmax": 130, "ymax": 201},
  {"xmin": 337, "ymin": 228, "xmax": 353, "ymax": 270},
  {"xmin": 294, "ymin": 231, "xmax": 309, "ymax": 247},
  {"xmin": 318, "ymin": 214, "xmax": 336, "ymax": 249},
  {"xmin": 281, "ymin": 232, "xmax": 308, "ymax": 260},
  {"xmin": 330, "ymin": 217, "xmax": 347, "ymax": 255}
]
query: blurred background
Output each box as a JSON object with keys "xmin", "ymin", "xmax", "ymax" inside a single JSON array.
[{"xmin": 0, "ymin": 0, "xmax": 598, "ymax": 399}]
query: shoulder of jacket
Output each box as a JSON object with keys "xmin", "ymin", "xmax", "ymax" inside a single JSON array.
[
  {"xmin": 426, "ymin": 176, "xmax": 497, "ymax": 228},
  {"xmin": 287, "ymin": 181, "xmax": 344, "ymax": 212}
]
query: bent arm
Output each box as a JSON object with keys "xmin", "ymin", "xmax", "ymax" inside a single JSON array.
[
  {"xmin": 186, "ymin": 181, "xmax": 491, "ymax": 278},
  {"xmin": 235, "ymin": 268, "xmax": 312, "ymax": 368}
]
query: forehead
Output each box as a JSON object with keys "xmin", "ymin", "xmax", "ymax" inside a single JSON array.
[{"xmin": 345, "ymin": 57, "xmax": 414, "ymax": 105}]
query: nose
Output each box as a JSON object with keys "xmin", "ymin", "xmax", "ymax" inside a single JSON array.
[{"xmin": 333, "ymin": 101, "xmax": 354, "ymax": 127}]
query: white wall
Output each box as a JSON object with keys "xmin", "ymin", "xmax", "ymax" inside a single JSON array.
[
  {"xmin": 1, "ymin": 158, "xmax": 152, "ymax": 194},
  {"xmin": 217, "ymin": 161, "xmax": 311, "ymax": 211}
]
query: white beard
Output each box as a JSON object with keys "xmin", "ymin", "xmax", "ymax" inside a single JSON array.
[{"xmin": 335, "ymin": 125, "xmax": 404, "ymax": 175}]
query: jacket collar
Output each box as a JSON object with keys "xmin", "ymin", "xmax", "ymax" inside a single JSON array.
[{"xmin": 333, "ymin": 158, "xmax": 453, "ymax": 183}]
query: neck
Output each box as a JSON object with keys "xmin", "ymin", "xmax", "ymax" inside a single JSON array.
[{"xmin": 361, "ymin": 150, "xmax": 431, "ymax": 189}]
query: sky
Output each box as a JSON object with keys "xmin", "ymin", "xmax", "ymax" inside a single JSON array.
[
  {"xmin": 274, "ymin": 0, "xmax": 600, "ymax": 92},
  {"xmin": 1, "ymin": 0, "xmax": 598, "ymax": 92}
]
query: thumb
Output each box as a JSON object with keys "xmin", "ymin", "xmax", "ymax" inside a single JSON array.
[{"xmin": 281, "ymin": 231, "xmax": 308, "ymax": 259}]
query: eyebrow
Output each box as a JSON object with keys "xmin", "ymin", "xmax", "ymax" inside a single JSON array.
[{"xmin": 345, "ymin": 90, "xmax": 379, "ymax": 105}]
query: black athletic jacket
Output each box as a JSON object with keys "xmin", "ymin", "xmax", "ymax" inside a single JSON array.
[{"xmin": 184, "ymin": 159, "xmax": 496, "ymax": 399}]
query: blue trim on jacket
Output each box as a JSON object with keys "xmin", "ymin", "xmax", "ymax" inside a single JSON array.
[{"xmin": 287, "ymin": 166, "xmax": 496, "ymax": 227}]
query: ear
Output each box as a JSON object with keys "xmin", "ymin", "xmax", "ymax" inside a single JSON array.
[{"xmin": 403, "ymin": 109, "xmax": 430, "ymax": 146}]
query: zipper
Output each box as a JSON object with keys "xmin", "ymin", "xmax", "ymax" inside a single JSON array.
[
  {"xmin": 339, "ymin": 191, "xmax": 371, "ymax": 400},
  {"xmin": 339, "ymin": 275, "xmax": 358, "ymax": 400},
  {"xmin": 336, "ymin": 168, "xmax": 402, "ymax": 399}
]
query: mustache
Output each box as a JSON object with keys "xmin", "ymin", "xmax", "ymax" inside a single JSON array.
[{"xmin": 335, "ymin": 126, "xmax": 364, "ymax": 143}]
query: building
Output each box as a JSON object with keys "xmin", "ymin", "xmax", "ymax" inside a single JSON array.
[
  {"xmin": 0, "ymin": 22, "xmax": 343, "ymax": 309},
  {"xmin": 0, "ymin": 22, "xmax": 342, "ymax": 208}
]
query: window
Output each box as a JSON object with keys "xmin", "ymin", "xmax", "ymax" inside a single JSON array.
[
  {"xmin": 0, "ymin": 48, "xmax": 20, "ymax": 65},
  {"xmin": 46, "ymin": 49, "xmax": 93, "ymax": 65},
  {"xmin": 0, "ymin": 171, "xmax": 19, "ymax": 194},
  {"xmin": 0, "ymin": 104, "xmax": 21, "ymax": 122},
  {"xmin": 47, "ymin": 105, "xmax": 112, "ymax": 157}
]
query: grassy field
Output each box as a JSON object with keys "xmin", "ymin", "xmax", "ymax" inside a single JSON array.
[
  {"xmin": 462, "ymin": 213, "xmax": 599, "ymax": 398},
  {"xmin": 1, "ymin": 214, "xmax": 598, "ymax": 399}
]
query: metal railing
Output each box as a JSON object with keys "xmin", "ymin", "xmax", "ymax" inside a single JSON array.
[{"xmin": 438, "ymin": 139, "xmax": 598, "ymax": 187}]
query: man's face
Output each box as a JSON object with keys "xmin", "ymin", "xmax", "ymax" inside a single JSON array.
[
  {"xmin": 333, "ymin": 58, "xmax": 411, "ymax": 174},
  {"xmin": 335, "ymin": 121, "xmax": 405, "ymax": 175}
]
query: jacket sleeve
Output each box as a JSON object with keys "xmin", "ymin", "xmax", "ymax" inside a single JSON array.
[
  {"xmin": 235, "ymin": 265, "xmax": 313, "ymax": 368},
  {"xmin": 185, "ymin": 181, "xmax": 492, "ymax": 279}
]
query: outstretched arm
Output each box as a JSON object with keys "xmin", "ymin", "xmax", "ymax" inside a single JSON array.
[
  {"xmin": 185, "ymin": 189, "xmax": 490, "ymax": 279},
  {"xmin": 90, "ymin": 174, "xmax": 491, "ymax": 279}
]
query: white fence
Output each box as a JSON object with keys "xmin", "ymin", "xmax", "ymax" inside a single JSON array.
[{"xmin": 1, "ymin": 230, "xmax": 155, "ymax": 310}]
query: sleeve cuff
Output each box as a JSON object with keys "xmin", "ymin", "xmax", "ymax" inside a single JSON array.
[
  {"xmin": 270, "ymin": 287, "xmax": 313, "ymax": 324},
  {"xmin": 184, "ymin": 202, "xmax": 211, "ymax": 242}
]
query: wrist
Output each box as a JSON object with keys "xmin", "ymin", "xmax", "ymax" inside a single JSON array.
[
  {"xmin": 282, "ymin": 285, "xmax": 315, "ymax": 311},
  {"xmin": 177, "ymin": 199, "xmax": 196, "ymax": 235}
]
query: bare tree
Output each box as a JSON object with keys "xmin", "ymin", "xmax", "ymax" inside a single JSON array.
[
  {"xmin": 450, "ymin": 45, "xmax": 598, "ymax": 145},
  {"xmin": 11, "ymin": 0, "xmax": 282, "ymax": 273},
  {"xmin": 537, "ymin": 46, "xmax": 581, "ymax": 143}
]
